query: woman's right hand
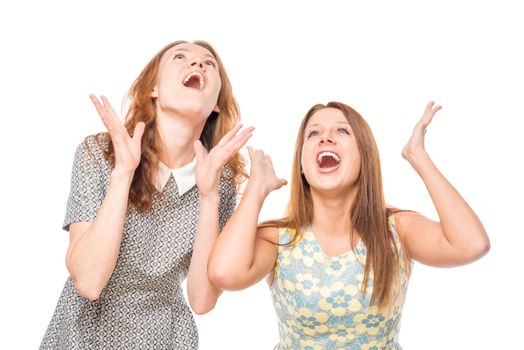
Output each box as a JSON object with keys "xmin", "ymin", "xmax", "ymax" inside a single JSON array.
[
  {"xmin": 90, "ymin": 95, "xmax": 145, "ymax": 174},
  {"xmin": 247, "ymin": 146, "xmax": 287, "ymax": 197}
]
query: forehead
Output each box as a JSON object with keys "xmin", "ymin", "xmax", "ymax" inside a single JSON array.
[
  {"xmin": 306, "ymin": 108, "xmax": 348, "ymax": 127},
  {"xmin": 164, "ymin": 43, "xmax": 216, "ymax": 59}
]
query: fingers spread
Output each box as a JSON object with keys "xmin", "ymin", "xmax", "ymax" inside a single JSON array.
[
  {"xmin": 90, "ymin": 94, "xmax": 112, "ymax": 130},
  {"xmin": 89, "ymin": 94, "xmax": 104, "ymax": 116},
  {"xmin": 215, "ymin": 127, "xmax": 254, "ymax": 166},
  {"xmin": 229, "ymin": 127, "xmax": 254, "ymax": 153},
  {"xmin": 247, "ymin": 146, "xmax": 255, "ymax": 160},
  {"xmin": 216, "ymin": 123, "xmax": 243, "ymax": 147},
  {"xmin": 100, "ymin": 95, "xmax": 119, "ymax": 120},
  {"xmin": 254, "ymin": 149, "xmax": 265, "ymax": 158},
  {"xmin": 90, "ymin": 94, "xmax": 125, "ymax": 137}
]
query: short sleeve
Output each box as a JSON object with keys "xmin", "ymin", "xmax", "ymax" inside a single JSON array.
[
  {"xmin": 217, "ymin": 165, "xmax": 238, "ymax": 231},
  {"xmin": 62, "ymin": 137, "xmax": 108, "ymax": 231}
]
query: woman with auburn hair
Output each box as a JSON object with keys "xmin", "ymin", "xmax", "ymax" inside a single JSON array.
[
  {"xmin": 40, "ymin": 40, "xmax": 252, "ymax": 349},
  {"xmin": 208, "ymin": 101, "xmax": 490, "ymax": 349}
]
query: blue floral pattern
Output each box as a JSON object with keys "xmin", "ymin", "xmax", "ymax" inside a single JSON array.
[{"xmin": 271, "ymin": 217, "xmax": 411, "ymax": 350}]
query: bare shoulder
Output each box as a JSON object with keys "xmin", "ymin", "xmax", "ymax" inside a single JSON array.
[
  {"xmin": 391, "ymin": 210, "xmax": 439, "ymax": 240},
  {"xmin": 256, "ymin": 226, "xmax": 280, "ymax": 245}
]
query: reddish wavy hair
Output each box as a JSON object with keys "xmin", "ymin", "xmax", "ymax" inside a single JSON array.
[{"xmin": 93, "ymin": 40, "xmax": 246, "ymax": 212}]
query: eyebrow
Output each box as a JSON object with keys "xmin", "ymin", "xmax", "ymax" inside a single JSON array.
[
  {"xmin": 306, "ymin": 121, "xmax": 350, "ymax": 128},
  {"xmin": 173, "ymin": 48, "xmax": 216, "ymax": 60}
]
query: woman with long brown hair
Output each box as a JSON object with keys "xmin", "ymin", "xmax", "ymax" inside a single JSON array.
[
  {"xmin": 40, "ymin": 40, "xmax": 252, "ymax": 349},
  {"xmin": 208, "ymin": 101, "xmax": 490, "ymax": 349}
]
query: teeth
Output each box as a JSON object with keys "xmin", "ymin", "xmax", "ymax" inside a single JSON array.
[
  {"xmin": 317, "ymin": 151, "xmax": 341, "ymax": 164},
  {"xmin": 182, "ymin": 71, "xmax": 205, "ymax": 91}
]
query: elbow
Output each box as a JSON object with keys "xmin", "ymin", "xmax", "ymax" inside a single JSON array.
[
  {"xmin": 471, "ymin": 230, "xmax": 491, "ymax": 259},
  {"xmin": 208, "ymin": 265, "xmax": 245, "ymax": 291},
  {"xmin": 476, "ymin": 236, "xmax": 491, "ymax": 258},
  {"xmin": 79, "ymin": 290, "xmax": 102, "ymax": 302},
  {"xmin": 67, "ymin": 264, "xmax": 104, "ymax": 301},
  {"xmin": 65, "ymin": 252, "xmax": 108, "ymax": 301},
  {"xmin": 207, "ymin": 253, "xmax": 250, "ymax": 291},
  {"xmin": 189, "ymin": 298, "xmax": 216, "ymax": 315},
  {"xmin": 208, "ymin": 265, "xmax": 232, "ymax": 290},
  {"xmin": 187, "ymin": 287, "xmax": 218, "ymax": 315},
  {"xmin": 471, "ymin": 223, "xmax": 491, "ymax": 259},
  {"xmin": 71, "ymin": 277, "xmax": 103, "ymax": 301},
  {"xmin": 463, "ymin": 235, "xmax": 491, "ymax": 263}
]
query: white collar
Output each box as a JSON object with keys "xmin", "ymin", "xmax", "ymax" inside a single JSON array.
[{"xmin": 155, "ymin": 158, "xmax": 197, "ymax": 196}]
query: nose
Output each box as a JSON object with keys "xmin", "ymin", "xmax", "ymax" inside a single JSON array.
[
  {"xmin": 190, "ymin": 56, "xmax": 204, "ymax": 69},
  {"xmin": 320, "ymin": 135, "xmax": 335, "ymax": 144}
]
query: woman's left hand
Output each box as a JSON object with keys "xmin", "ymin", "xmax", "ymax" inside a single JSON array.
[
  {"xmin": 194, "ymin": 124, "xmax": 254, "ymax": 199},
  {"xmin": 402, "ymin": 101, "xmax": 442, "ymax": 163}
]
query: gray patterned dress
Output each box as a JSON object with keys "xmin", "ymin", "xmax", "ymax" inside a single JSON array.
[{"xmin": 40, "ymin": 135, "xmax": 236, "ymax": 350}]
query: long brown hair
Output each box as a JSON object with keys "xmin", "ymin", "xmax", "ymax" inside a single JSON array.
[
  {"xmin": 261, "ymin": 102, "xmax": 399, "ymax": 307},
  {"xmin": 92, "ymin": 40, "xmax": 247, "ymax": 212}
]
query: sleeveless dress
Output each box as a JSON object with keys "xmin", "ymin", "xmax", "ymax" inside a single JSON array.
[
  {"xmin": 270, "ymin": 217, "xmax": 411, "ymax": 350},
  {"xmin": 40, "ymin": 136, "xmax": 236, "ymax": 349}
]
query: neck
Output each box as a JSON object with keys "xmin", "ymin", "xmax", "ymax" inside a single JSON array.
[
  {"xmin": 310, "ymin": 186, "xmax": 358, "ymax": 237},
  {"xmin": 156, "ymin": 109, "xmax": 207, "ymax": 169}
]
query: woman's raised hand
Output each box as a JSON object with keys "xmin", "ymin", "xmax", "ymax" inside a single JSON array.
[
  {"xmin": 247, "ymin": 146, "xmax": 287, "ymax": 197},
  {"xmin": 90, "ymin": 95, "xmax": 145, "ymax": 174},
  {"xmin": 194, "ymin": 124, "xmax": 254, "ymax": 198},
  {"xmin": 402, "ymin": 101, "xmax": 442, "ymax": 163}
]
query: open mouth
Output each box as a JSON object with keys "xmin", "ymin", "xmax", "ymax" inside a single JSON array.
[
  {"xmin": 317, "ymin": 151, "xmax": 341, "ymax": 169},
  {"xmin": 182, "ymin": 71, "xmax": 205, "ymax": 91}
]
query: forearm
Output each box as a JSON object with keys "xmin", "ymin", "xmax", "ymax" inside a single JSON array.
[
  {"xmin": 66, "ymin": 169, "xmax": 133, "ymax": 299},
  {"xmin": 408, "ymin": 152, "xmax": 489, "ymax": 252},
  {"xmin": 208, "ymin": 183, "xmax": 266, "ymax": 280},
  {"xmin": 187, "ymin": 194, "xmax": 223, "ymax": 314}
]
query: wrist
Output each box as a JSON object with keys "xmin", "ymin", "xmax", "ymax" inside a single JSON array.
[
  {"xmin": 110, "ymin": 168, "xmax": 135, "ymax": 183},
  {"xmin": 199, "ymin": 192, "xmax": 221, "ymax": 205},
  {"xmin": 404, "ymin": 149, "xmax": 429, "ymax": 164},
  {"xmin": 245, "ymin": 180, "xmax": 271, "ymax": 199},
  {"xmin": 406, "ymin": 151, "xmax": 433, "ymax": 171}
]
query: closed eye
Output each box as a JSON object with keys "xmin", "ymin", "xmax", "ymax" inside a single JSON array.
[
  {"xmin": 205, "ymin": 60, "xmax": 216, "ymax": 68},
  {"xmin": 337, "ymin": 128, "xmax": 350, "ymax": 135},
  {"xmin": 174, "ymin": 53, "xmax": 185, "ymax": 60}
]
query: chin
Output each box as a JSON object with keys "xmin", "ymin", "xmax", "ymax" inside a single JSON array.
[
  {"xmin": 177, "ymin": 102, "xmax": 213, "ymax": 118},
  {"xmin": 309, "ymin": 176, "xmax": 356, "ymax": 196},
  {"xmin": 310, "ymin": 181, "xmax": 345, "ymax": 193}
]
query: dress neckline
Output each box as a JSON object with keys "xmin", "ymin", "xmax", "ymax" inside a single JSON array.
[{"xmin": 305, "ymin": 225, "xmax": 365, "ymax": 259}]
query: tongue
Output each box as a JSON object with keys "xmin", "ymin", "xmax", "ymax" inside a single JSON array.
[
  {"xmin": 185, "ymin": 77, "xmax": 201, "ymax": 90},
  {"xmin": 319, "ymin": 156, "xmax": 339, "ymax": 168}
]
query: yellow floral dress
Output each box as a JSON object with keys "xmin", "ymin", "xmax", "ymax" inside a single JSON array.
[{"xmin": 270, "ymin": 217, "xmax": 411, "ymax": 350}]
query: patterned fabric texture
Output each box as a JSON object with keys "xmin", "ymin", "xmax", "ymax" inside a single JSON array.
[
  {"xmin": 271, "ymin": 217, "xmax": 411, "ymax": 350},
  {"xmin": 40, "ymin": 135, "xmax": 236, "ymax": 350}
]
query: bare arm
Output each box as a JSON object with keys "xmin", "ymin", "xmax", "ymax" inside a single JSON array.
[
  {"xmin": 66, "ymin": 95, "xmax": 144, "ymax": 301},
  {"xmin": 66, "ymin": 170, "xmax": 133, "ymax": 300},
  {"xmin": 397, "ymin": 102, "xmax": 490, "ymax": 267},
  {"xmin": 208, "ymin": 147, "xmax": 286, "ymax": 291},
  {"xmin": 186, "ymin": 124, "xmax": 253, "ymax": 314}
]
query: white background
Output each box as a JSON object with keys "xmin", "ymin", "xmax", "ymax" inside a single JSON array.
[{"xmin": 1, "ymin": 1, "xmax": 523, "ymax": 349}]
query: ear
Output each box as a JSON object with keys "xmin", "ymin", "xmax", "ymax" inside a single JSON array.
[
  {"xmin": 212, "ymin": 103, "xmax": 220, "ymax": 113},
  {"xmin": 151, "ymin": 86, "xmax": 159, "ymax": 98}
]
